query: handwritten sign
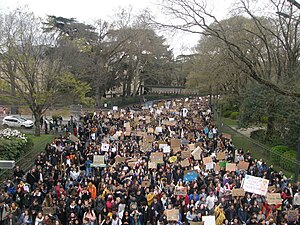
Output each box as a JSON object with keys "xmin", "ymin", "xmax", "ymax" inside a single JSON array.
[
  {"xmin": 171, "ymin": 139, "xmax": 181, "ymax": 148},
  {"xmin": 226, "ymin": 163, "xmax": 236, "ymax": 172},
  {"xmin": 150, "ymin": 152, "xmax": 164, "ymax": 164},
  {"xmin": 92, "ymin": 155, "xmax": 105, "ymax": 167},
  {"xmin": 216, "ymin": 152, "xmax": 226, "ymax": 160},
  {"xmin": 165, "ymin": 209, "xmax": 179, "ymax": 221},
  {"xmin": 181, "ymin": 151, "xmax": 191, "ymax": 158},
  {"xmin": 181, "ymin": 159, "xmax": 190, "ymax": 167},
  {"xmin": 238, "ymin": 161, "xmax": 249, "ymax": 170},
  {"xmin": 242, "ymin": 175, "xmax": 269, "ymax": 196},
  {"xmin": 174, "ymin": 186, "xmax": 187, "ymax": 196},
  {"xmin": 266, "ymin": 193, "xmax": 282, "ymax": 205},
  {"xmin": 232, "ymin": 188, "xmax": 245, "ymax": 197},
  {"xmin": 203, "ymin": 156, "xmax": 212, "ymax": 165}
]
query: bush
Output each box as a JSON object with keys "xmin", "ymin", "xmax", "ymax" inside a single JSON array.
[
  {"xmin": 250, "ymin": 129, "xmax": 266, "ymax": 142},
  {"xmin": 270, "ymin": 145, "xmax": 290, "ymax": 165},
  {"xmin": 260, "ymin": 116, "xmax": 269, "ymax": 123},
  {"xmin": 230, "ymin": 111, "xmax": 239, "ymax": 120},
  {"xmin": 0, "ymin": 129, "xmax": 33, "ymax": 160},
  {"xmin": 223, "ymin": 110, "xmax": 232, "ymax": 118},
  {"xmin": 280, "ymin": 150, "xmax": 297, "ymax": 172}
]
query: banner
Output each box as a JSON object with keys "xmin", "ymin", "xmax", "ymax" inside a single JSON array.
[{"xmin": 242, "ymin": 175, "xmax": 269, "ymax": 196}]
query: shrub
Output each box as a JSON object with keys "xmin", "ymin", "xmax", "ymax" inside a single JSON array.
[
  {"xmin": 280, "ymin": 150, "xmax": 297, "ymax": 172},
  {"xmin": 250, "ymin": 129, "xmax": 266, "ymax": 143},
  {"xmin": 0, "ymin": 128, "xmax": 33, "ymax": 160},
  {"xmin": 260, "ymin": 116, "xmax": 269, "ymax": 123},
  {"xmin": 223, "ymin": 110, "xmax": 232, "ymax": 118},
  {"xmin": 230, "ymin": 112, "xmax": 239, "ymax": 120},
  {"xmin": 270, "ymin": 145, "xmax": 290, "ymax": 165}
]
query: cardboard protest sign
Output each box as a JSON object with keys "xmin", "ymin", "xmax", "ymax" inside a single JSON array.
[
  {"xmin": 146, "ymin": 135, "xmax": 154, "ymax": 143},
  {"xmin": 148, "ymin": 162, "xmax": 157, "ymax": 169},
  {"xmin": 171, "ymin": 139, "xmax": 181, "ymax": 148},
  {"xmin": 70, "ymin": 134, "xmax": 80, "ymax": 143},
  {"xmin": 203, "ymin": 156, "xmax": 212, "ymax": 165},
  {"xmin": 136, "ymin": 131, "xmax": 145, "ymax": 137},
  {"xmin": 242, "ymin": 175, "xmax": 269, "ymax": 196},
  {"xmin": 162, "ymin": 120, "xmax": 169, "ymax": 125},
  {"xmin": 101, "ymin": 143, "xmax": 110, "ymax": 152},
  {"xmin": 202, "ymin": 216, "xmax": 216, "ymax": 225},
  {"xmin": 190, "ymin": 222, "xmax": 204, "ymax": 225},
  {"xmin": 165, "ymin": 209, "xmax": 179, "ymax": 221},
  {"xmin": 214, "ymin": 164, "xmax": 220, "ymax": 172},
  {"xmin": 115, "ymin": 155, "xmax": 126, "ymax": 163},
  {"xmin": 180, "ymin": 159, "xmax": 190, "ymax": 167},
  {"xmin": 287, "ymin": 210, "xmax": 298, "ymax": 222},
  {"xmin": 150, "ymin": 152, "xmax": 164, "ymax": 163},
  {"xmin": 43, "ymin": 207, "xmax": 55, "ymax": 215},
  {"xmin": 173, "ymin": 147, "xmax": 181, "ymax": 154},
  {"xmin": 238, "ymin": 161, "xmax": 249, "ymax": 170},
  {"xmin": 216, "ymin": 152, "xmax": 226, "ymax": 160},
  {"xmin": 266, "ymin": 193, "xmax": 282, "ymax": 205},
  {"xmin": 191, "ymin": 147, "xmax": 202, "ymax": 160},
  {"xmin": 226, "ymin": 163, "xmax": 236, "ymax": 172},
  {"xmin": 188, "ymin": 144, "xmax": 196, "ymax": 151},
  {"xmin": 174, "ymin": 186, "xmax": 187, "ymax": 195},
  {"xmin": 142, "ymin": 180, "xmax": 151, "ymax": 187},
  {"xmin": 147, "ymin": 127, "xmax": 154, "ymax": 133},
  {"xmin": 181, "ymin": 151, "xmax": 191, "ymax": 158},
  {"xmin": 92, "ymin": 155, "xmax": 105, "ymax": 167},
  {"xmin": 232, "ymin": 188, "xmax": 245, "ymax": 197}
]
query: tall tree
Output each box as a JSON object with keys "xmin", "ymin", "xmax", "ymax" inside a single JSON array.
[{"xmin": 0, "ymin": 9, "xmax": 90, "ymax": 135}]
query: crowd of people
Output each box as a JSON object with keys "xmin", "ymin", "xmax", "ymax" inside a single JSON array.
[{"xmin": 0, "ymin": 97, "xmax": 299, "ymax": 225}]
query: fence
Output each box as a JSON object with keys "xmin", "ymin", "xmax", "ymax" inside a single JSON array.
[{"xmin": 221, "ymin": 125, "xmax": 300, "ymax": 180}]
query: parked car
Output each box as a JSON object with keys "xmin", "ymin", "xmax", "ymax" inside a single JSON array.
[{"xmin": 2, "ymin": 115, "xmax": 34, "ymax": 128}]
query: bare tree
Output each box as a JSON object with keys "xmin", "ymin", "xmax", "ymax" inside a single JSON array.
[{"xmin": 155, "ymin": 0, "xmax": 300, "ymax": 97}]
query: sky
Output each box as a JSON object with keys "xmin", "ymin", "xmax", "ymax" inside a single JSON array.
[{"xmin": 0, "ymin": 0, "xmax": 234, "ymax": 56}]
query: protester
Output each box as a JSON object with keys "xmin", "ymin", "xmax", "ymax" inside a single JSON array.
[{"xmin": 0, "ymin": 97, "xmax": 299, "ymax": 225}]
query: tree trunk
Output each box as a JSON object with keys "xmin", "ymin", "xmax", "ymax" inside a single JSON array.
[
  {"xmin": 95, "ymin": 86, "xmax": 101, "ymax": 106},
  {"xmin": 34, "ymin": 111, "xmax": 41, "ymax": 136},
  {"xmin": 264, "ymin": 115, "xmax": 274, "ymax": 143}
]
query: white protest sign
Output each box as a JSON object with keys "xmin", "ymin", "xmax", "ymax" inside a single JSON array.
[
  {"xmin": 202, "ymin": 216, "xmax": 216, "ymax": 225},
  {"xmin": 101, "ymin": 143, "xmax": 110, "ymax": 152},
  {"xmin": 242, "ymin": 175, "xmax": 269, "ymax": 196},
  {"xmin": 113, "ymin": 106, "xmax": 118, "ymax": 111}
]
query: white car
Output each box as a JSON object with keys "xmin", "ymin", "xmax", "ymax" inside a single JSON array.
[{"xmin": 2, "ymin": 115, "xmax": 34, "ymax": 129}]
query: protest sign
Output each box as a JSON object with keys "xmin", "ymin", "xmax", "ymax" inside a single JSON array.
[
  {"xmin": 202, "ymin": 216, "xmax": 216, "ymax": 225},
  {"xmin": 232, "ymin": 188, "xmax": 245, "ymax": 197},
  {"xmin": 287, "ymin": 210, "xmax": 298, "ymax": 222},
  {"xmin": 206, "ymin": 162, "xmax": 214, "ymax": 170},
  {"xmin": 266, "ymin": 193, "xmax": 282, "ymax": 205},
  {"xmin": 188, "ymin": 144, "xmax": 195, "ymax": 151},
  {"xmin": 173, "ymin": 147, "xmax": 181, "ymax": 154},
  {"xmin": 91, "ymin": 155, "xmax": 105, "ymax": 167},
  {"xmin": 142, "ymin": 180, "xmax": 150, "ymax": 187},
  {"xmin": 148, "ymin": 162, "xmax": 157, "ymax": 169},
  {"xmin": 113, "ymin": 106, "xmax": 118, "ymax": 111},
  {"xmin": 174, "ymin": 186, "xmax": 187, "ymax": 195},
  {"xmin": 183, "ymin": 171, "xmax": 198, "ymax": 182},
  {"xmin": 180, "ymin": 159, "xmax": 190, "ymax": 167},
  {"xmin": 147, "ymin": 127, "xmax": 154, "ymax": 133},
  {"xmin": 203, "ymin": 156, "xmax": 212, "ymax": 165},
  {"xmin": 163, "ymin": 145, "xmax": 171, "ymax": 154},
  {"xmin": 146, "ymin": 135, "xmax": 154, "ymax": 143},
  {"xmin": 169, "ymin": 156, "xmax": 177, "ymax": 163},
  {"xmin": 238, "ymin": 161, "xmax": 249, "ymax": 170},
  {"xmin": 155, "ymin": 127, "xmax": 163, "ymax": 133},
  {"xmin": 165, "ymin": 209, "xmax": 179, "ymax": 221},
  {"xmin": 226, "ymin": 163, "xmax": 236, "ymax": 172},
  {"xmin": 171, "ymin": 139, "xmax": 181, "ymax": 148},
  {"xmin": 115, "ymin": 155, "xmax": 126, "ymax": 163},
  {"xmin": 181, "ymin": 151, "xmax": 191, "ymax": 158},
  {"xmin": 101, "ymin": 143, "xmax": 110, "ymax": 152},
  {"xmin": 136, "ymin": 131, "xmax": 145, "ymax": 137},
  {"xmin": 43, "ymin": 207, "xmax": 55, "ymax": 215},
  {"xmin": 150, "ymin": 152, "xmax": 164, "ymax": 163},
  {"xmin": 216, "ymin": 152, "xmax": 226, "ymax": 160},
  {"xmin": 242, "ymin": 175, "xmax": 269, "ymax": 196},
  {"xmin": 214, "ymin": 164, "xmax": 220, "ymax": 172},
  {"xmin": 190, "ymin": 222, "xmax": 204, "ymax": 225},
  {"xmin": 127, "ymin": 160, "xmax": 136, "ymax": 168},
  {"xmin": 191, "ymin": 147, "xmax": 202, "ymax": 160}
]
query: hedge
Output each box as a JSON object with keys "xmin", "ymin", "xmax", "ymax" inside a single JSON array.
[
  {"xmin": 270, "ymin": 145, "xmax": 290, "ymax": 165},
  {"xmin": 280, "ymin": 150, "xmax": 297, "ymax": 172},
  {"xmin": 0, "ymin": 135, "xmax": 33, "ymax": 160}
]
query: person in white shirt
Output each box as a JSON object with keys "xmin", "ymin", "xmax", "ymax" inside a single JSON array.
[
  {"xmin": 293, "ymin": 189, "xmax": 300, "ymax": 208},
  {"xmin": 206, "ymin": 191, "xmax": 218, "ymax": 214}
]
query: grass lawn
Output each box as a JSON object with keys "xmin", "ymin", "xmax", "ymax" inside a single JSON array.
[{"xmin": 222, "ymin": 117, "xmax": 239, "ymax": 127}]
